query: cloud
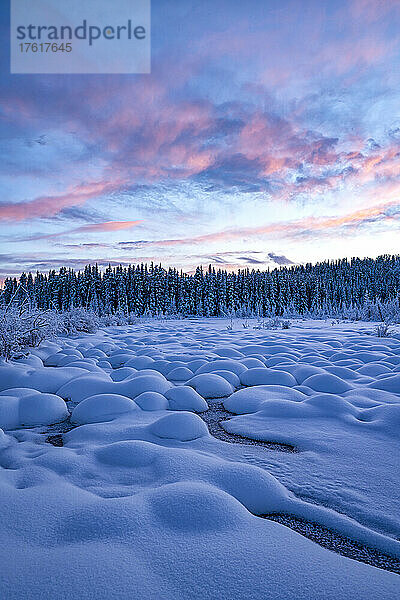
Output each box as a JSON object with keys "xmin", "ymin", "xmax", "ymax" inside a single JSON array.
[
  {"xmin": 56, "ymin": 205, "xmax": 107, "ymax": 223},
  {"xmin": 0, "ymin": 181, "xmax": 124, "ymax": 222},
  {"xmin": 118, "ymin": 198, "xmax": 400, "ymax": 249},
  {"xmin": 1, "ymin": 0, "xmax": 400, "ymax": 277},
  {"xmin": 10, "ymin": 221, "xmax": 142, "ymax": 242},
  {"xmin": 237, "ymin": 256, "xmax": 265, "ymax": 265},
  {"xmin": 267, "ymin": 252, "xmax": 294, "ymax": 265}
]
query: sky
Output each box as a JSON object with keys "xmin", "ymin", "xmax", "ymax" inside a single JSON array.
[{"xmin": 1, "ymin": 0, "xmax": 400, "ymax": 278}]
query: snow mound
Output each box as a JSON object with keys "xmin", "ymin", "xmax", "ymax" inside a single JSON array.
[
  {"xmin": 130, "ymin": 369, "xmax": 166, "ymax": 379},
  {"xmin": 166, "ymin": 366, "xmax": 194, "ymax": 381},
  {"xmin": 354, "ymin": 351, "xmax": 389, "ymax": 363},
  {"xmin": 134, "ymin": 391, "xmax": 169, "ymax": 411},
  {"xmin": 187, "ymin": 359, "xmax": 208, "ymax": 371},
  {"xmin": 212, "ymin": 370, "xmax": 241, "ymax": 387},
  {"xmin": 19, "ymin": 393, "xmax": 68, "ymax": 426},
  {"xmin": 302, "ymin": 373, "xmax": 353, "ymax": 394},
  {"xmin": 357, "ymin": 363, "xmax": 392, "ymax": 377},
  {"xmin": 356, "ymin": 404, "xmax": 400, "ymax": 436},
  {"xmin": 165, "ymin": 386, "xmax": 208, "ymax": 412},
  {"xmin": 240, "ymin": 345, "xmax": 271, "ymax": 356},
  {"xmin": 0, "ymin": 395, "xmax": 20, "ymax": 429},
  {"xmin": 124, "ymin": 356, "xmax": 155, "ymax": 369},
  {"xmin": 149, "ymin": 412, "xmax": 209, "ymax": 440},
  {"xmin": 305, "ymin": 393, "xmax": 358, "ymax": 418},
  {"xmin": 0, "ymin": 364, "xmax": 88, "ymax": 394},
  {"xmin": 57, "ymin": 374, "xmax": 114, "ymax": 402},
  {"xmin": 324, "ymin": 366, "xmax": 362, "ymax": 381},
  {"xmin": 57, "ymin": 355, "xmax": 85, "ymax": 367},
  {"xmin": 213, "ymin": 347, "xmax": 244, "ymax": 358},
  {"xmin": 196, "ymin": 359, "xmax": 247, "ymax": 376},
  {"xmin": 241, "ymin": 357, "xmax": 266, "ymax": 368},
  {"xmin": 71, "ymin": 393, "xmax": 139, "ymax": 424},
  {"xmin": 108, "ymin": 353, "xmax": 136, "ymax": 368},
  {"xmin": 120, "ymin": 374, "xmax": 172, "ymax": 398},
  {"xmin": 66, "ymin": 360, "xmax": 103, "ymax": 373},
  {"xmin": 368, "ymin": 374, "xmax": 400, "ymax": 394},
  {"xmin": 13, "ymin": 354, "xmax": 43, "ymax": 368},
  {"xmin": 187, "ymin": 373, "xmax": 234, "ymax": 398},
  {"xmin": 150, "ymin": 359, "xmax": 172, "ymax": 374},
  {"xmin": 240, "ymin": 367, "xmax": 297, "ymax": 387},
  {"xmin": 211, "ymin": 460, "xmax": 291, "ymax": 514},
  {"xmin": 0, "ymin": 387, "xmax": 43, "ymax": 399},
  {"xmin": 83, "ymin": 348, "xmax": 107, "ymax": 359},
  {"xmin": 225, "ymin": 385, "xmax": 307, "ymax": 414},
  {"xmin": 96, "ymin": 440, "xmax": 159, "ymax": 467},
  {"xmin": 43, "ymin": 352, "xmax": 71, "ymax": 366},
  {"xmin": 265, "ymin": 356, "xmax": 295, "ymax": 367},
  {"xmin": 147, "ymin": 481, "xmax": 247, "ymax": 532},
  {"xmin": 110, "ymin": 367, "xmax": 138, "ymax": 381},
  {"xmin": 0, "ymin": 391, "xmax": 67, "ymax": 429}
]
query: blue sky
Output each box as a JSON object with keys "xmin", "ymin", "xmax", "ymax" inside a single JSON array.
[{"xmin": 1, "ymin": 0, "xmax": 400, "ymax": 277}]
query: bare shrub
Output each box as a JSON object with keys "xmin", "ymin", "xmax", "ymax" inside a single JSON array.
[
  {"xmin": 375, "ymin": 323, "xmax": 391, "ymax": 338},
  {"xmin": 0, "ymin": 307, "xmax": 54, "ymax": 360},
  {"xmin": 57, "ymin": 309, "xmax": 99, "ymax": 335},
  {"xmin": 254, "ymin": 316, "xmax": 290, "ymax": 330}
]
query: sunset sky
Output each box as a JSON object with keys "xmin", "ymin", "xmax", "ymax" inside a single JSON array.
[{"xmin": 1, "ymin": 0, "xmax": 400, "ymax": 277}]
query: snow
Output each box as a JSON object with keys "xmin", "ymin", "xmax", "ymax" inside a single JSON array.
[
  {"xmin": 187, "ymin": 373, "xmax": 234, "ymax": 398},
  {"xmin": 134, "ymin": 391, "xmax": 170, "ymax": 411},
  {"xmin": 302, "ymin": 372, "xmax": 354, "ymax": 393},
  {"xmin": 166, "ymin": 366, "xmax": 194, "ymax": 381},
  {"xmin": 164, "ymin": 386, "xmax": 208, "ymax": 412},
  {"xmin": 125, "ymin": 355, "xmax": 155, "ymax": 369},
  {"xmin": 240, "ymin": 367, "xmax": 297, "ymax": 386},
  {"xmin": 0, "ymin": 317, "xmax": 399, "ymax": 598},
  {"xmin": 195, "ymin": 359, "xmax": 247, "ymax": 375},
  {"xmin": 149, "ymin": 412, "xmax": 209, "ymax": 441},
  {"xmin": 0, "ymin": 389, "xmax": 68, "ymax": 429},
  {"xmin": 71, "ymin": 394, "xmax": 139, "ymax": 424},
  {"xmin": 19, "ymin": 393, "xmax": 68, "ymax": 426}
]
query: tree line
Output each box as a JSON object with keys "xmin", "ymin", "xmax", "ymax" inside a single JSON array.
[{"xmin": 2, "ymin": 255, "xmax": 400, "ymax": 318}]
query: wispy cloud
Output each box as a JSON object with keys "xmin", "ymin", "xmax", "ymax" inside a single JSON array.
[{"xmin": 9, "ymin": 221, "xmax": 142, "ymax": 242}]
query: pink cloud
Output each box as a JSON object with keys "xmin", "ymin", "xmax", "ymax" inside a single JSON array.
[
  {"xmin": 0, "ymin": 180, "xmax": 127, "ymax": 222},
  {"xmin": 16, "ymin": 220, "xmax": 142, "ymax": 242},
  {"xmin": 138, "ymin": 198, "xmax": 400, "ymax": 249}
]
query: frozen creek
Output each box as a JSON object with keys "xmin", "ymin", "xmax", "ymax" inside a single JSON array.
[{"xmin": 0, "ymin": 318, "xmax": 399, "ymax": 599}]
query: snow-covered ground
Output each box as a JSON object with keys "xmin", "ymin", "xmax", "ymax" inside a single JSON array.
[{"xmin": 0, "ymin": 318, "xmax": 399, "ymax": 599}]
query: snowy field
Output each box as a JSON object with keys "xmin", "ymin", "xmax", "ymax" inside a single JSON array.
[{"xmin": 0, "ymin": 318, "xmax": 399, "ymax": 599}]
